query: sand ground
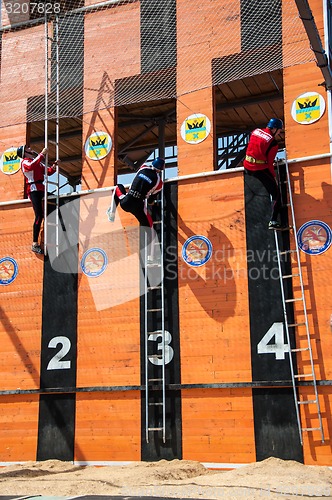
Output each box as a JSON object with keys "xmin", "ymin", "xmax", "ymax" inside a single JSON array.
[{"xmin": 0, "ymin": 457, "xmax": 331, "ymax": 499}]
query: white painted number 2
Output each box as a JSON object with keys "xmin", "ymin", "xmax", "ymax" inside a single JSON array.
[
  {"xmin": 148, "ymin": 330, "xmax": 174, "ymax": 365},
  {"xmin": 47, "ymin": 336, "xmax": 71, "ymax": 370},
  {"xmin": 257, "ymin": 323, "xmax": 290, "ymax": 360}
]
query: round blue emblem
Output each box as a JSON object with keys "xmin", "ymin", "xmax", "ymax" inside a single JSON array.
[
  {"xmin": 182, "ymin": 235, "xmax": 213, "ymax": 267},
  {"xmin": 0, "ymin": 257, "xmax": 18, "ymax": 285},
  {"xmin": 297, "ymin": 220, "xmax": 332, "ymax": 255},
  {"xmin": 81, "ymin": 248, "xmax": 108, "ymax": 277}
]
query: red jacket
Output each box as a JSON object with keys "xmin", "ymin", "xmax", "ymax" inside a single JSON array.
[
  {"xmin": 21, "ymin": 153, "xmax": 55, "ymax": 197},
  {"xmin": 244, "ymin": 127, "xmax": 279, "ymax": 177}
]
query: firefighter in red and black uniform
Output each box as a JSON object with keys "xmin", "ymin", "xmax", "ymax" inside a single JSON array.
[
  {"xmin": 243, "ymin": 118, "xmax": 284, "ymax": 230},
  {"xmin": 17, "ymin": 145, "xmax": 58, "ymax": 254},
  {"xmin": 110, "ymin": 157, "xmax": 165, "ymax": 261}
]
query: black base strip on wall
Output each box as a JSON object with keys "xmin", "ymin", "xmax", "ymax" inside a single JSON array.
[
  {"xmin": 3, "ymin": 379, "xmax": 332, "ymax": 396},
  {"xmin": 244, "ymin": 168, "xmax": 303, "ymax": 461},
  {"xmin": 37, "ymin": 197, "xmax": 80, "ymax": 461}
]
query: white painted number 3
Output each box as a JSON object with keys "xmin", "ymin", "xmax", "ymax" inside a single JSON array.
[
  {"xmin": 148, "ymin": 330, "xmax": 174, "ymax": 365},
  {"xmin": 47, "ymin": 336, "xmax": 71, "ymax": 370},
  {"xmin": 257, "ymin": 323, "xmax": 290, "ymax": 360}
]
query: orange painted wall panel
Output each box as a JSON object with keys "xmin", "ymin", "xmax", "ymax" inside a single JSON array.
[
  {"xmin": 0, "ymin": 24, "xmax": 44, "ymax": 202},
  {"xmin": 83, "ymin": 4, "xmax": 140, "ymax": 112},
  {"xmin": 0, "ymin": 125, "xmax": 26, "ymax": 203},
  {"xmin": 178, "ymin": 172, "xmax": 252, "ymax": 384},
  {"xmin": 0, "ymin": 395, "xmax": 39, "ymax": 461},
  {"xmin": 176, "ymin": 88, "xmax": 215, "ymax": 175},
  {"xmin": 81, "ymin": 108, "xmax": 116, "ymax": 190},
  {"xmin": 176, "ymin": 0, "xmax": 241, "ymax": 175},
  {"xmin": 77, "ymin": 192, "xmax": 141, "ymax": 388},
  {"xmin": 75, "ymin": 391, "xmax": 140, "ymax": 461},
  {"xmin": 177, "ymin": 0, "xmax": 240, "ymax": 94},
  {"xmin": 182, "ymin": 389, "xmax": 256, "ymax": 464},
  {"xmin": 0, "ymin": 204, "xmax": 43, "ymax": 390},
  {"xmin": 289, "ymin": 162, "xmax": 332, "ymax": 385},
  {"xmin": 300, "ymin": 387, "xmax": 332, "ymax": 466},
  {"xmin": 283, "ymin": 65, "xmax": 330, "ymax": 159},
  {"xmin": 283, "ymin": 0, "xmax": 329, "ymax": 159},
  {"xmin": 82, "ymin": 4, "xmax": 140, "ymax": 189}
]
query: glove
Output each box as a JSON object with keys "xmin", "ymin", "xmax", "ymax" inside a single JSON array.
[
  {"xmin": 41, "ymin": 147, "xmax": 48, "ymax": 156},
  {"xmin": 106, "ymin": 206, "xmax": 115, "ymax": 222}
]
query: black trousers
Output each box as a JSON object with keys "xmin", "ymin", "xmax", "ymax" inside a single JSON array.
[
  {"xmin": 29, "ymin": 190, "xmax": 44, "ymax": 242},
  {"xmin": 114, "ymin": 184, "xmax": 153, "ymax": 227},
  {"xmin": 245, "ymin": 168, "xmax": 281, "ymax": 221}
]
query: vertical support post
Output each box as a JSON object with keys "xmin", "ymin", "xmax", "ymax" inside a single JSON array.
[
  {"xmin": 158, "ymin": 119, "xmax": 166, "ymax": 443},
  {"xmin": 44, "ymin": 12, "xmax": 49, "ymax": 255},
  {"xmin": 54, "ymin": 13, "xmax": 60, "ymax": 257}
]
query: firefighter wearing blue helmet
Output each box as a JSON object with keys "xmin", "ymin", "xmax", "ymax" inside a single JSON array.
[
  {"xmin": 244, "ymin": 118, "xmax": 284, "ymax": 230},
  {"xmin": 107, "ymin": 157, "xmax": 165, "ymax": 261}
]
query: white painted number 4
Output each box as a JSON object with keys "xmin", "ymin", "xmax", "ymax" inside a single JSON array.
[{"xmin": 257, "ymin": 323, "xmax": 290, "ymax": 360}]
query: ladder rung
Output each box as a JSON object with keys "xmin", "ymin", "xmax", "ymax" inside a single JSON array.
[
  {"xmin": 302, "ymin": 427, "xmax": 322, "ymax": 432},
  {"xmin": 147, "ymin": 427, "xmax": 164, "ymax": 431},
  {"xmin": 46, "ymin": 222, "xmax": 57, "ymax": 227},
  {"xmin": 147, "ymin": 286, "xmax": 162, "ymax": 290},
  {"xmin": 148, "ymin": 378, "xmax": 162, "ymax": 382},
  {"xmin": 48, "ymin": 181, "xmax": 59, "ymax": 185},
  {"xmin": 149, "ymin": 354, "xmax": 163, "ymax": 359},
  {"xmin": 298, "ymin": 400, "xmax": 317, "ymax": 405},
  {"xmin": 282, "ymin": 273, "xmax": 300, "ymax": 279},
  {"xmin": 279, "ymin": 249, "xmax": 297, "ymax": 255},
  {"xmin": 285, "ymin": 297, "xmax": 303, "ymax": 303},
  {"xmin": 291, "ymin": 347, "xmax": 309, "ymax": 353},
  {"xmin": 146, "ymin": 263, "xmax": 161, "ymax": 267},
  {"xmin": 149, "ymin": 402, "xmax": 163, "ymax": 406},
  {"xmin": 294, "ymin": 373, "xmax": 314, "ymax": 378},
  {"xmin": 153, "ymin": 221, "xmax": 162, "ymax": 225},
  {"xmin": 147, "ymin": 308, "xmax": 162, "ymax": 312},
  {"xmin": 288, "ymin": 322, "xmax": 306, "ymax": 327}
]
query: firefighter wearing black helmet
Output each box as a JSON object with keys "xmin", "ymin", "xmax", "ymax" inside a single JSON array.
[{"xmin": 244, "ymin": 118, "xmax": 284, "ymax": 230}]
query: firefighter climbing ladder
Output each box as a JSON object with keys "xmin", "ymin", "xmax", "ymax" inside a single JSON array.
[
  {"xmin": 43, "ymin": 13, "xmax": 61, "ymax": 257},
  {"xmin": 144, "ymin": 188, "xmax": 166, "ymax": 443},
  {"xmin": 274, "ymin": 159, "xmax": 324, "ymax": 445}
]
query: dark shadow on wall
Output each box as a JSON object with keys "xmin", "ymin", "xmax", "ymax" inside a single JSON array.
[
  {"xmin": 0, "ymin": 305, "xmax": 40, "ymax": 387},
  {"xmin": 167, "ymin": 200, "xmax": 239, "ymax": 324}
]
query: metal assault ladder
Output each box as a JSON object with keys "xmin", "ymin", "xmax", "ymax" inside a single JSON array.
[
  {"xmin": 44, "ymin": 13, "xmax": 61, "ymax": 257},
  {"xmin": 144, "ymin": 186, "xmax": 166, "ymax": 443},
  {"xmin": 274, "ymin": 159, "xmax": 324, "ymax": 444}
]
